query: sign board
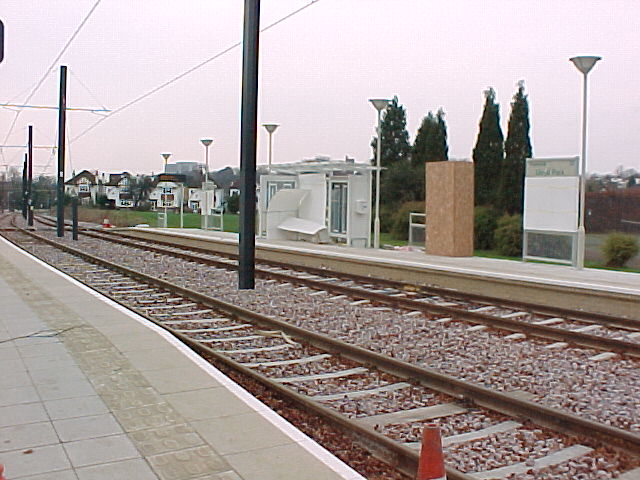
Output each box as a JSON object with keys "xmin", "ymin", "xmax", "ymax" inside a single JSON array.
[
  {"xmin": 523, "ymin": 176, "xmax": 579, "ymax": 231},
  {"xmin": 526, "ymin": 157, "xmax": 579, "ymax": 177},
  {"xmin": 523, "ymin": 157, "xmax": 580, "ymax": 265}
]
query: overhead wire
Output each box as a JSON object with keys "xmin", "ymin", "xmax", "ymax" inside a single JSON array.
[
  {"xmin": 1, "ymin": 0, "xmax": 102, "ymax": 161},
  {"xmin": 70, "ymin": 0, "xmax": 321, "ymax": 144},
  {"xmin": 69, "ymin": 68, "xmax": 109, "ymax": 111}
]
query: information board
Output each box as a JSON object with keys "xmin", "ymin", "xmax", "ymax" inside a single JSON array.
[{"xmin": 523, "ymin": 157, "xmax": 580, "ymax": 265}]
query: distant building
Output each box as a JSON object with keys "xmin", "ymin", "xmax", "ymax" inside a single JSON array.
[
  {"xmin": 64, "ymin": 170, "xmax": 100, "ymax": 204},
  {"xmin": 149, "ymin": 173, "xmax": 186, "ymax": 210},
  {"xmin": 165, "ymin": 162, "xmax": 203, "ymax": 176},
  {"xmin": 104, "ymin": 172, "xmax": 134, "ymax": 208}
]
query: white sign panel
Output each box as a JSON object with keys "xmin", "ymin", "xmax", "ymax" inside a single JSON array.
[
  {"xmin": 523, "ymin": 176, "xmax": 579, "ymax": 231},
  {"xmin": 526, "ymin": 157, "xmax": 579, "ymax": 177}
]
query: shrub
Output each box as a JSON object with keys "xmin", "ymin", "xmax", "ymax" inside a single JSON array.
[
  {"xmin": 474, "ymin": 206, "xmax": 500, "ymax": 250},
  {"xmin": 494, "ymin": 213, "xmax": 522, "ymax": 257},
  {"xmin": 134, "ymin": 201, "xmax": 152, "ymax": 212},
  {"xmin": 226, "ymin": 193, "xmax": 240, "ymax": 214},
  {"xmin": 390, "ymin": 201, "xmax": 425, "ymax": 240},
  {"xmin": 602, "ymin": 233, "xmax": 639, "ymax": 267}
]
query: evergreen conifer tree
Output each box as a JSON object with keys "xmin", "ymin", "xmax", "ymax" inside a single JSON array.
[
  {"xmin": 499, "ymin": 81, "xmax": 532, "ymax": 214},
  {"xmin": 371, "ymin": 96, "xmax": 411, "ymax": 168},
  {"xmin": 472, "ymin": 88, "xmax": 504, "ymax": 207},
  {"xmin": 413, "ymin": 112, "xmax": 436, "ymax": 166},
  {"xmin": 371, "ymin": 96, "xmax": 412, "ymax": 207},
  {"xmin": 435, "ymin": 109, "xmax": 449, "ymax": 161}
]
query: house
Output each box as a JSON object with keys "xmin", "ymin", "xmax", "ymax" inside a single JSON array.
[
  {"xmin": 210, "ymin": 167, "xmax": 240, "ymax": 209},
  {"xmin": 149, "ymin": 173, "xmax": 186, "ymax": 210},
  {"xmin": 187, "ymin": 181, "xmax": 216, "ymax": 213},
  {"xmin": 64, "ymin": 170, "xmax": 100, "ymax": 204},
  {"xmin": 104, "ymin": 173, "xmax": 134, "ymax": 208}
]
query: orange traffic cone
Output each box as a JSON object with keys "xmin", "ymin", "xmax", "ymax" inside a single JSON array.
[
  {"xmin": 102, "ymin": 218, "xmax": 111, "ymax": 228},
  {"xmin": 416, "ymin": 424, "xmax": 446, "ymax": 480},
  {"xmin": 0, "ymin": 463, "xmax": 6, "ymax": 480}
]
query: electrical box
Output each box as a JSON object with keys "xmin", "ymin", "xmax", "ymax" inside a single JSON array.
[{"xmin": 355, "ymin": 200, "xmax": 369, "ymax": 214}]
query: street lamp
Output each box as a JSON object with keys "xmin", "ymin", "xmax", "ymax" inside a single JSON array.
[
  {"xmin": 262, "ymin": 124, "xmax": 279, "ymax": 171},
  {"xmin": 259, "ymin": 124, "xmax": 279, "ymax": 238},
  {"xmin": 369, "ymin": 98, "xmax": 390, "ymax": 249},
  {"xmin": 200, "ymin": 139, "xmax": 213, "ymax": 229},
  {"xmin": 200, "ymin": 139, "xmax": 213, "ymax": 175},
  {"xmin": 160, "ymin": 152, "xmax": 171, "ymax": 227},
  {"xmin": 570, "ymin": 55, "xmax": 601, "ymax": 270}
]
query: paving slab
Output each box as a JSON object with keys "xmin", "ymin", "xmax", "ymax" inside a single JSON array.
[
  {"xmin": 0, "ymin": 234, "xmax": 363, "ymax": 480},
  {"xmin": 63, "ymin": 434, "xmax": 140, "ymax": 468}
]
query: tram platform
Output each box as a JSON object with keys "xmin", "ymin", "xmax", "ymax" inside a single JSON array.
[
  {"xmin": 0, "ymin": 237, "xmax": 364, "ymax": 480},
  {"xmin": 125, "ymin": 227, "xmax": 640, "ymax": 320}
]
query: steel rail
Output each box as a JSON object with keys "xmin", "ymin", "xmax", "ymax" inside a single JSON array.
[
  {"xmin": 102, "ymin": 226, "xmax": 640, "ymax": 332},
  {"xmin": 3, "ymin": 223, "xmax": 472, "ymax": 480},
  {"xmin": 33, "ymin": 214, "xmax": 640, "ymax": 331},
  {"xmin": 45, "ymin": 223, "xmax": 640, "ymax": 358},
  {"xmin": 12, "ymin": 224, "xmax": 640, "ymax": 454}
]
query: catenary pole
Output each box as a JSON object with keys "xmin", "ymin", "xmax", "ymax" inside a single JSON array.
[
  {"xmin": 238, "ymin": 0, "xmax": 260, "ymax": 289},
  {"xmin": 22, "ymin": 155, "xmax": 27, "ymax": 219},
  {"xmin": 56, "ymin": 66, "xmax": 67, "ymax": 237},
  {"xmin": 72, "ymin": 197, "xmax": 78, "ymax": 240},
  {"xmin": 27, "ymin": 125, "xmax": 33, "ymax": 226}
]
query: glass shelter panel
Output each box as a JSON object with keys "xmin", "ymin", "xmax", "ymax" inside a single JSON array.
[
  {"xmin": 330, "ymin": 182, "xmax": 348, "ymax": 235},
  {"xmin": 266, "ymin": 181, "xmax": 295, "ymax": 208}
]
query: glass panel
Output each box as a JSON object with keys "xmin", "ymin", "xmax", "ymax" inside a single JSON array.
[
  {"xmin": 330, "ymin": 182, "xmax": 348, "ymax": 234},
  {"xmin": 526, "ymin": 232, "xmax": 573, "ymax": 261},
  {"xmin": 266, "ymin": 181, "xmax": 295, "ymax": 208}
]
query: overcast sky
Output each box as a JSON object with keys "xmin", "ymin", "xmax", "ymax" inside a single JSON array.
[{"xmin": 0, "ymin": 0, "xmax": 638, "ymax": 177}]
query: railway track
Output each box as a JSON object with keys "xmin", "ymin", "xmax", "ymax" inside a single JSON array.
[
  {"xmin": 3, "ymin": 214, "xmax": 639, "ymax": 479},
  {"xmin": 33, "ymin": 214, "xmax": 640, "ymax": 359},
  {"xmin": 25, "ymin": 215, "xmax": 640, "ymax": 431}
]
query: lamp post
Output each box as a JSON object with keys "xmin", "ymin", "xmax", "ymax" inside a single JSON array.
[
  {"xmin": 161, "ymin": 152, "xmax": 171, "ymax": 227},
  {"xmin": 262, "ymin": 124, "xmax": 279, "ymax": 171},
  {"xmin": 369, "ymin": 98, "xmax": 390, "ymax": 249},
  {"xmin": 570, "ymin": 56, "xmax": 601, "ymax": 270},
  {"xmin": 200, "ymin": 138, "xmax": 213, "ymax": 175},
  {"xmin": 260, "ymin": 124, "xmax": 279, "ymax": 237},
  {"xmin": 200, "ymin": 139, "xmax": 213, "ymax": 229}
]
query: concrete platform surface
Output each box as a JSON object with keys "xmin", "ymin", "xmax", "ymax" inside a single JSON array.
[
  {"xmin": 120, "ymin": 227, "xmax": 639, "ymax": 320},
  {"xmin": 0, "ymin": 236, "xmax": 364, "ymax": 480}
]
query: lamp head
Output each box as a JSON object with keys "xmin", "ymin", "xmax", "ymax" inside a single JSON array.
[
  {"xmin": 570, "ymin": 56, "xmax": 601, "ymax": 75},
  {"xmin": 200, "ymin": 138, "xmax": 213, "ymax": 147},
  {"xmin": 369, "ymin": 98, "xmax": 390, "ymax": 112},
  {"xmin": 262, "ymin": 124, "xmax": 279, "ymax": 134},
  {"xmin": 161, "ymin": 153, "xmax": 171, "ymax": 162}
]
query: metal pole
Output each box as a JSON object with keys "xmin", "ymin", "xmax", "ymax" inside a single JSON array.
[
  {"xmin": 374, "ymin": 108, "xmax": 382, "ymax": 249},
  {"xmin": 27, "ymin": 125, "xmax": 33, "ymax": 226},
  {"xmin": 576, "ymin": 72, "xmax": 588, "ymax": 270},
  {"xmin": 238, "ymin": 0, "xmax": 260, "ymax": 290},
  {"xmin": 56, "ymin": 66, "xmax": 67, "ymax": 237},
  {"xmin": 164, "ymin": 197, "xmax": 168, "ymax": 227},
  {"xmin": 204, "ymin": 145, "xmax": 209, "ymax": 230},
  {"xmin": 22, "ymin": 155, "xmax": 27, "ymax": 219},
  {"xmin": 267, "ymin": 130, "xmax": 273, "ymax": 170},
  {"xmin": 205, "ymin": 145, "xmax": 209, "ymax": 175},
  {"xmin": 72, "ymin": 197, "xmax": 78, "ymax": 240},
  {"xmin": 180, "ymin": 185, "xmax": 184, "ymax": 228}
]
